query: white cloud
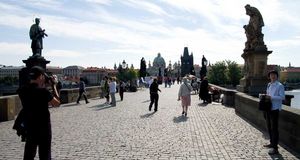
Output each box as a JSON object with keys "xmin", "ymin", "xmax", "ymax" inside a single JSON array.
[
  {"xmin": 21, "ymin": 0, "xmax": 63, "ymax": 10},
  {"xmin": 85, "ymin": 0, "xmax": 112, "ymax": 5},
  {"xmin": 122, "ymin": 0, "xmax": 168, "ymax": 16},
  {"xmin": 0, "ymin": 42, "xmax": 30, "ymax": 55},
  {"xmin": 0, "ymin": 1, "xmax": 300, "ymax": 68},
  {"xmin": 46, "ymin": 49, "xmax": 84, "ymax": 58}
]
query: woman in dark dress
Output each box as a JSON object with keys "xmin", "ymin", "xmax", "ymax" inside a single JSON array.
[{"xmin": 199, "ymin": 76, "xmax": 210, "ymax": 103}]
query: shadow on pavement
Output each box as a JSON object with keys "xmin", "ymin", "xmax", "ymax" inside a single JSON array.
[
  {"xmin": 269, "ymin": 153, "xmax": 284, "ymax": 160},
  {"xmin": 140, "ymin": 112, "xmax": 156, "ymax": 118},
  {"xmin": 61, "ymin": 103, "xmax": 79, "ymax": 107},
  {"xmin": 90, "ymin": 103, "xmax": 115, "ymax": 111},
  {"xmin": 90, "ymin": 97, "xmax": 101, "ymax": 100},
  {"xmin": 198, "ymin": 103, "xmax": 209, "ymax": 107},
  {"xmin": 173, "ymin": 115, "xmax": 188, "ymax": 123},
  {"xmin": 142, "ymin": 100, "xmax": 151, "ymax": 103}
]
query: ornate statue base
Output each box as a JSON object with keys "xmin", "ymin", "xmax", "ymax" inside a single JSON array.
[
  {"xmin": 19, "ymin": 55, "xmax": 50, "ymax": 87},
  {"xmin": 236, "ymin": 49, "xmax": 272, "ymax": 96}
]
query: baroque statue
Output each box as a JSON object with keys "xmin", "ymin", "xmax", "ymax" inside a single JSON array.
[
  {"xmin": 139, "ymin": 57, "xmax": 147, "ymax": 78},
  {"xmin": 243, "ymin": 4, "xmax": 266, "ymax": 51},
  {"xmin": 29, "ymin": 18, "xmax": 48, "ymax": 57}
]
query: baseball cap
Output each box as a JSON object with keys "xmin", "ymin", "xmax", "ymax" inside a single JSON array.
[{"xmin": 29, "ymin": 66, "xmax": 48, "ymax": 80}]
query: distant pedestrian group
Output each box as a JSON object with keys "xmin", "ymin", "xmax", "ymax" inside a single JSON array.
[{"xmin": 76, "ymin": 76, "xmax": 123, "ymax": 107}]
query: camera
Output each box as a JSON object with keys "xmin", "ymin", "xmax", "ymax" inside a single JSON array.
[{"xmin": 45, "ymin": 74, "xmax": 57, "ymax": 85}]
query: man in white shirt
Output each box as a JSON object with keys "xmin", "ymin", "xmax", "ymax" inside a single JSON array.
[{"xmin": 263, "ymin": 70, "xmax": 285, "ymax": 155}]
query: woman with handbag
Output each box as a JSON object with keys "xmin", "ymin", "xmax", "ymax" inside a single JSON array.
[{"xmin": 178, "ymin": 77, "xmax": 193, "ymax": 117}]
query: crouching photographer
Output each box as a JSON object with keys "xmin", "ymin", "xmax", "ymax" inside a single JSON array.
[{"xmin": 13, "ymin": 66, "xmax": 60, "ymax": 160}]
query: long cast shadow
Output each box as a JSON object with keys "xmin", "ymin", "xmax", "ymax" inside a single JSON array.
[
  {"xmin": 173, "ymin": 115, "xmax": 188, "ymax": 123},
  {"xmin": 140, "ymin": 112, "xmax": 156, "ymax": 118},
  {"xmin": 269, "ymin": 153, "xmax": 284, "ymax": 160},
  {"xmin": 88, "ymin": 103, "xmax": 107, "ymax": 108},
  {"xmin": 142, "ymin": 100, "xmax": 151, "ymax": 103},
  {"xmin": 61, "ymin": 103, "xmax": 80, "ymax": 107},
  {"xmin": 198, "ymin": 103, "xmax": 208, "ymax": 107},
  {"xmin": 90, "ymin": 103, "xmax": 115, "ymax": 111}
]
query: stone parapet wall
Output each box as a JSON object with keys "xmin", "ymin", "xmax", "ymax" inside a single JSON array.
[
  {"xmin": 60, "ymin": 86, "xmax": 101, "ymax": 104},
  {"xmin": 0, "ymin": 95, "xmax": 21, "ymax": 122},
  {"xmin": 235, "ymin": 92, "xmax": 300, "ymax": 153},
  {"xmin": 209, "ymin": 84, "xmax": 236, "ymax": 107},
  {"xmin": 0, "ymin": 86, "xmax": 101, "ymax": 122}
]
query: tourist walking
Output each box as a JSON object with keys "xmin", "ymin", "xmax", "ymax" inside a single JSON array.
[
  {"xmin": 76, "ymin": 78, "xmax": 89, "ymax": 104},
  {"xmin": 119, "ymin": 80, "xmax": 125, "ymax": 101},
  {"xmin": 199, "ymin": 76, "xmax": 210, "ymax": 103},
  {"xmin": 262, "ymin": 70, "xmax": 285, "ymax": 155},
  {"xmin": 178, "ymin": 77, "xmax": 193, "ymax": 116},
  {"xmin": 109, "ymin": 77, "xmax": 117, "ymax": 106},
  {"xmin": 16, "ymin": 66, "xmax": 60, "ymax": 160},
  {"xmin": 149, "ymin": 78, "xmax": 161, "ymax": 112},
  {"xmin": 103, "ymin": 76, "xmax": 110, "ymax": 104}
]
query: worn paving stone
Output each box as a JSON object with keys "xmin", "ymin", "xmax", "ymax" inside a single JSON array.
[{"xmin": 0, "ymin": 84, "xmax": 299, "ymax": 159}]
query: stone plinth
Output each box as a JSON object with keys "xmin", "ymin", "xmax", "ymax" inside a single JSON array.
[
  {"xmin": 237, "ymin": 49, "xmax": 272, "ymax": 96},
  {"xmin": 0, "ymin": 96, "xmax": 15, "ymax": 122},
  {"xmin": 19, "ymin": 56, "xmax": 50, "ymax": 87}
]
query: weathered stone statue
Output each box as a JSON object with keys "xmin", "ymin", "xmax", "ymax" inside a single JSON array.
[
  {"xmin": 243, "ymin": 4, "xmax": 266, "ymax": 51},
  {"xmin": 29, "ymin": 18, "xmax": 48, "ymax": 57},
  {"xmin": 237, "ymin": 4, "xmax": 272, "ymax": 96}
]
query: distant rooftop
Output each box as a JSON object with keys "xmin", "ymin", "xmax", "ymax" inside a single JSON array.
[
  {"xmin": 0, "ymin": 66, "xmax": 24, "ymax": 69},
  {"xmin": 63, "ymin": 65, "xmax": 85, "ymax": 70}
]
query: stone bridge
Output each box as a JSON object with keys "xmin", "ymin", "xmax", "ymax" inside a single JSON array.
[{"xmin": 0, "ymin": 84, "xmax": 299, "ymax": 159}]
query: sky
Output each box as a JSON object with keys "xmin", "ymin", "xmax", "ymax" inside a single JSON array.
[{"xmin": 0, "ymin": 0, "xmax": 300, "ymax": 69}]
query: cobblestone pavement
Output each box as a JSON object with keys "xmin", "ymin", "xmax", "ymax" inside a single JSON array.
[{"xmin": 0, "ymin": 84, "xmax": 299, "ymax": 160}]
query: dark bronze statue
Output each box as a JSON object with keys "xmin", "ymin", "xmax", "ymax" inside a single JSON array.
[
  {"xmin": 243, "ymin": 4, "xmax": 265, "ymax": 51},
  {"xmin": 139, "ymin": 57, "xmax": 147, "ymax": 78},
  {"xmin": 29, "ymin": 18, "xmax": 48, "ymax": 57}
]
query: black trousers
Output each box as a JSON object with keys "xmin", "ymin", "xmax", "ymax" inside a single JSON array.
[
  {"xmin": 24, "ymin": 130, "xmax": 51, "ymax": 160},
  {"xmin": 77, "ymin": 91, "xmax": 88, "ymax": 103},
  {"xmin": 119, "ymin": 90, "xmax": 124, "ymax": 101},
  {"xmin": 265, "ymin": 110, "xmax": 279, "ymax": 149},
  {"xmin": 105, "ymin": 92, "xmax": 110, "ymax": 102},
  {"xmin": 149, "ymin": 93, "xmax": 159, "ymax": 111}
]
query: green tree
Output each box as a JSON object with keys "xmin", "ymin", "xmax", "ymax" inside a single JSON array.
[
  {"xmin": 127, "ymin": 68, "xmax": 138, "ymax": 81},
  {"xmin": 0, "ymin": 76, "xmax": 19, "ymax": 86},
  {"xmin": 117, "ymin": 68, "xmax": 138, "ymax": 82},
  {"xmin": 207, "ymin": 61, "xmax": 227, "ymax": 85},
  {"xmin": 207, "ymin": 60, "xmax": 242, "ymax": 87},
  {"xmin": 226, "ymin": 60, "xmax": 242, "ymax": 87}
]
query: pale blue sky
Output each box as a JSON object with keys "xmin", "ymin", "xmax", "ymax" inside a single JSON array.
[{"xmin": 0, "ymin": 0, "xmax": 299, "ymax": 68}]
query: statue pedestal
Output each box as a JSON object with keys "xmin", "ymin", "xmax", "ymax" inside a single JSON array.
[
  {"xmin": 237, "ymin": 49, "xmax": 272, "ymax": 96},
  {"xmin": 237, "ymin": 77, "xmax": 269, "ymax": 96},
  {"xmin": 19, "ymin": 55, "xmax": 50, "ymax": 87}
]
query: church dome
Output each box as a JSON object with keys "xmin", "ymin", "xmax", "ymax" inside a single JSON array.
[{"xmin": 153, "ymin": 53, "xmax": 166, "ymax": 68}]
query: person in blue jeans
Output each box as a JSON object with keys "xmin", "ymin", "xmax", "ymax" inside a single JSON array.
[{"xmin": 262, "ymin": 70, "xmax": 285, "ymax": 155}]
